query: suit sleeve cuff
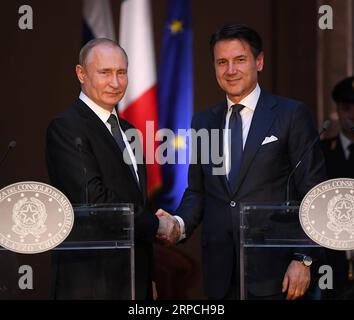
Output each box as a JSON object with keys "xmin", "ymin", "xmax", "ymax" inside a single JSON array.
[{"xmin": 174, "ymin": 215, "xmax": 186, "ymax": 241}]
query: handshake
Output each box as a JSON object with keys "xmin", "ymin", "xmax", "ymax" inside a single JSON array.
[{"xmin": 155, "ymin": 209, "xmax": 181, "ymax": 246}]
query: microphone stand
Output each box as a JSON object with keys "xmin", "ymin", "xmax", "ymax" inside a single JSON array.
[
  {"xmin": 75, "ymin": 137, "xmax": 89, "ymax": 206},
  {"xmin": 285, "ymin": 120, "xmax": 331, "ymax": 205}
]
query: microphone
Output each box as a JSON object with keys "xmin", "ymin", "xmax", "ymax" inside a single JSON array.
[
  {"xmin": 75, "ymin": 137, "xmax": 89, "ymax": 205},
  {"xmin": 0, "ymin": 140, "xmax": 16, "ymax": 167},
  {"xmin": 286, "ymin": 120, "xmax": 331, "ymax": 204}
]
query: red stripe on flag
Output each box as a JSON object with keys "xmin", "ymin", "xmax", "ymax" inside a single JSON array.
[{"xmin": 119, "ymin": 86, "xmax": 162, "ymax": 195}]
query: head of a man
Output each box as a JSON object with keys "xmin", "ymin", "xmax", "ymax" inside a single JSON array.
[
  {"xmin": 76, "ymin": 38, "xmax": 128, "ymax": 112},
  {"xmin": 332, "ymin": 76, "xmax": 354, "ymax": 140},
  {"xmin": 210, "ymin": 24, "xmax": 264, "ymax": 104}
]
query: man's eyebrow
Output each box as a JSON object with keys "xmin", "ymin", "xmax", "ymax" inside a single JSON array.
[
  {"xmin": 216, "ymin": 55, "xmax": 247, "ymax": 61},
  {"xmin": 98, "ymin": 67, "xmax": 127, "ymax": 71},
  {"xmin": 234, "ymin": 54, "xmax": 247, "ymax": 59}
]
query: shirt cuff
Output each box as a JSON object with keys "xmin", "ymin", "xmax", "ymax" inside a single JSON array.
[{"xmin": 174, "ymin": 215, "xmax": 186, "ymax": 241}]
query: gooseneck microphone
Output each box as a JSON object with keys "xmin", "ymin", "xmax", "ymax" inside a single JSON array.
[
  {"xmin": 75, "ymin": 137, "xmax": 89, "ymax": 205},
  {"xmin": 286, "ymin": 120, "xmax": 331, "ymax": 204},
  {"xmin": 0, "ymin": 140, "xmax": 16, "ymax": 167}
]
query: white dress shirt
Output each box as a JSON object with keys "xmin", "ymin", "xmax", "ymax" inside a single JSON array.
[
  {"xmin": 79, "ymin": 91, "xmax": 139, "ymax": 183},
  {"xmin": 175, "ymin": 84, "xmax": 261, "ymax": 240}
]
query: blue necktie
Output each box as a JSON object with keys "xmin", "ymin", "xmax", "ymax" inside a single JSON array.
[{"xmin": 228, "ymin": 104, "xmax": 245, "ymax": 191}]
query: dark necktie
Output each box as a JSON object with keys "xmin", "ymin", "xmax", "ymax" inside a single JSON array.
[
  {"xmin": 228, "ymin": 104, "xmax": 245, "ymax": 191},
  {"xmin": 107, "ymin": 114, "xmax": 126, "ymax": 151},
  {"xmin": 348, "ymin": 143, "xmax": 354, "ymax": 162},
  {"xmin": 107, "ymin": 114, "xmax": 140, "ymax": 187}
]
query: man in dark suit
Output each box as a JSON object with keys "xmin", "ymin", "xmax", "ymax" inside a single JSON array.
[
  {"xmin": 46, "ymin": 38, "xmax": 177, "ymax": 299},
  {"xmin": 321, "ymin": 76, "xmax": 354, "ymax": 299},
  {"xmin": 158, "ymin": 24, "xmax": 326, "ymax": 300}
]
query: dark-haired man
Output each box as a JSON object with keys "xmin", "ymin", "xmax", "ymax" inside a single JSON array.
[{"xmin": 159, "ymin": 24, "xmax": 326, "ymax": 300}]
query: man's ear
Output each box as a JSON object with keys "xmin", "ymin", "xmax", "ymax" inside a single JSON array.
[
  {"xmin": 76, "ymin": 64, "xmax": 85, "ymax": 84},
  {"xmin": 256, "ymin": 52, "xmax": 264, "ymax": 72}
]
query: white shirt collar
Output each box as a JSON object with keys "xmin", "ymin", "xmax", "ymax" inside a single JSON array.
[
  {"xmin": 226, "ymin": 83, "xmax": 261, "ymax": 112},
  {"xmin": 79, "ymin": 91, "xmax": 118, "ymax": 124}
]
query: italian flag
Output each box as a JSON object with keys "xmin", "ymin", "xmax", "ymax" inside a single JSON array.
[{"xmin": 119, "ymin": 0, "xmax": 162, "ymax": 195}]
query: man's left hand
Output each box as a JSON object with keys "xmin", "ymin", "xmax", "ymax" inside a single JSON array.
[{"xmin": 282, "ymin": 260, "xmax": 311, "ymax": 300}]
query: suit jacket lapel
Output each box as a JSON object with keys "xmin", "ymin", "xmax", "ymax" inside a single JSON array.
[
  {"xmin": 118, "ymin": 118, "xmax": 144, "ymax": 192},
  {"xmin": 209, "ymin": 102, "xmax": 231, "ymax": 195},
  {"xmin": 75, "ymin": 100, "xmax": 142, "ymax": 190},
  {"xmin": 76, "ymin": 100, "xmax": 123, "ymax": 157},
  {"xmin": 335, "ymin": 136, "xmax": 346, "ymax": 161},
  {"xmin": 137, "ymin": 163, "xmax": 147, "ymax": 204},
  {"xmin": 232, "ymin": 91, "xmax": 277, "ymax": 197}
]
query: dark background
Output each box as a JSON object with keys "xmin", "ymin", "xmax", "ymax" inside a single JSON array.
[{"xmin": 0, "ymin": 0, "xmax": 352, "ymax": 299}]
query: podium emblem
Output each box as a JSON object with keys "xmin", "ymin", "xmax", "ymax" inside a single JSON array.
[
  {"xmin": 0, "ymin": 181, "xmax": 74, "ymax": 254},
  {"xmin": 12, "ymin": 196, "xmax": 48, "ymax": 238},
  {"xmin": 300, "ymin": 178, "xmax": 354, "ymax": 250}
]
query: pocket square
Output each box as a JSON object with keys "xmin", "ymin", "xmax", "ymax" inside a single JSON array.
[{"xmin": 261, "ymin": 135, "xmax": 278, "ymax": 145}]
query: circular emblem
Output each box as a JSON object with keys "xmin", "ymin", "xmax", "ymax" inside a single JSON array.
[
  {"xmin": 299, "ymin": 178, "xmax": 354, "ymax": 250},
  {"xmin": 0, "ymin": 181, "xmax": 74, "ymax": 254}
]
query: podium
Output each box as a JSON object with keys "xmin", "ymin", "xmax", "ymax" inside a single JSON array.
[
  {"xmin": 0, "ymin": 203, "xmax": 134, "ymax": 300},
  {"xmin": 239, "ymin": 202, "xmax": 320, "ymax": 300}
]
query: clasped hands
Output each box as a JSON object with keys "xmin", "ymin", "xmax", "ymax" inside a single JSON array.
[{"xmin": 155, "ymin": 209, "xmax": 181, "ymax": 245}]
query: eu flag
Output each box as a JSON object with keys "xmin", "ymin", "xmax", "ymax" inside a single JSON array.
[{"xmin": 155, "ymin": 0, "xmax": 193, "ymax": 212}]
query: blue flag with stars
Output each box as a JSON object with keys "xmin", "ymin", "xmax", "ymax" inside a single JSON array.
[{"xmin": 155, "ymin": 0, "xmax": 193, "ymax": 212}]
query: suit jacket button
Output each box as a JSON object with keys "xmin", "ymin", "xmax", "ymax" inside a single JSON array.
[{"xmin": 230, "ymin": 201, "xmax": 236, "ymax": 207}]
